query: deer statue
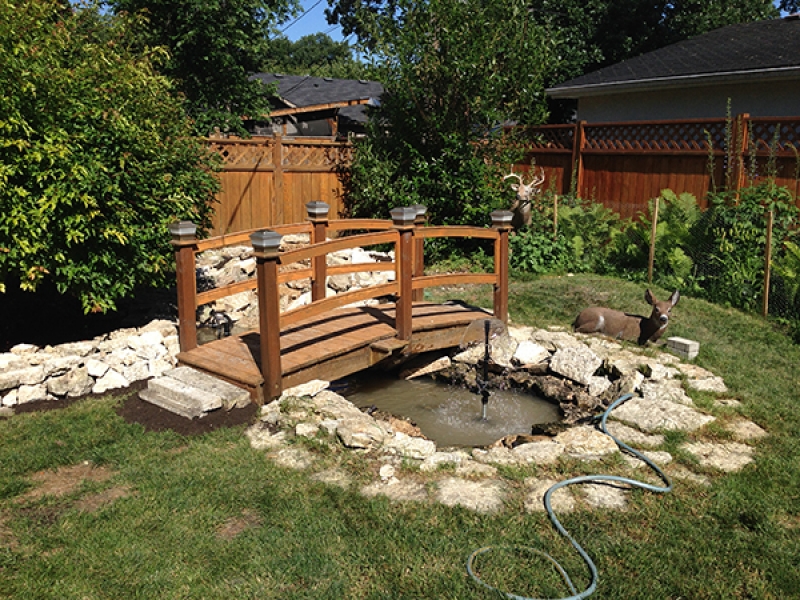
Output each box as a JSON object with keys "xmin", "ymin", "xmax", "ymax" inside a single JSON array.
[
  {"xmin": 503, "ymin": 167, "xmax": 545, "ymax": 229},
  {"xmin": 573, "ymin": 289, "xmax": 680, "ymax": 345}
]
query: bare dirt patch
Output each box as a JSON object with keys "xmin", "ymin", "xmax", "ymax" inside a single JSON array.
[
  {"xmin": 216, "ymin": 508, "xmax": 263, "ymax": 540},
  {"xmin": 74, "ymin": 485, "xmax": 134, "ymax": 513},
  {"xmin": 0, "ymin": 512, "xmax": 19, "ymax": 551},
  {"xmin": 19, "ymin": 463, "xmax": 116, "ymax": 503}
]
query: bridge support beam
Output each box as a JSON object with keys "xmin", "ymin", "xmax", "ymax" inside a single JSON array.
[
  {"xmin": 391, "ymin": 207, "xmax": 417, "ymax": 340},
  {"xmin": 411, "ymin": 205, "xmax": 427, "ymax": 302},
  {"xmin": 170, "ymin": 220, "xmax": 198, "ymax": 352},
  {"xmin": 306, "ymin": 201, "xmax": 330, "ymax": 303},
  {"xmin": 252, "ymin": 230, "xmax": 284, "ymax": 402},
  {"xmin": 491, "ymin": 210, "xmax": 513, "ymax": 324}
]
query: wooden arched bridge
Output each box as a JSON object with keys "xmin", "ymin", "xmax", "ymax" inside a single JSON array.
[{"xmin": 169, "ymin": 204, "xmax": 512, "ymax": 405}]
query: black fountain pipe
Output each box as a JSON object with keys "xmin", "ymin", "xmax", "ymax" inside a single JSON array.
[{"xmin": 480, "ymin": 319, "xmax": 490, "ymax": 420}]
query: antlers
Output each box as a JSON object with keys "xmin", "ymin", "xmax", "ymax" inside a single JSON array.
[{"xmin": 503, "ymin": 167, "xmax": 545, "ymax": 204}]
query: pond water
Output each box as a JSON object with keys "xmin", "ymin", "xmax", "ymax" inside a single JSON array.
[{"xmin": 340, "ymin": 371, "xmax": 560, "ymax": 448}]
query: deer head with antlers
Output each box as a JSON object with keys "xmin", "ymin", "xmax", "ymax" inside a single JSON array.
[{"xmin": 503, "ymin": 167, "xmax": 545, "ymax": 229}]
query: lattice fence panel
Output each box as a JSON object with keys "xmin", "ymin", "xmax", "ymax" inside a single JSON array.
[
  {"xmin": 209, "ymin": 141, "xmax": 275, "ymax": 170},
  {"xmin": 749, "ymin": 120, "xmax": 800, "ymax": 155},
  {"xmin": 524, "ymin": 125, "xmax": 574, "ymax": 151},
  {"xmin": 584, "ymin": 121, "xmax": 728, "ymax": 153},
  {"xmin": 281, "ymin": 143, "xmax": 350, "ymax": 169}
]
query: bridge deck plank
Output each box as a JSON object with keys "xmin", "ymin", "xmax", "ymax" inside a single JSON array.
[{"xmin": 177, "ymin": 301, "xmax": 490, "ymax": 402}]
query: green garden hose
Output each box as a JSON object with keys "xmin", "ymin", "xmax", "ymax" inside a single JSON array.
[{"xmin": 467, "ymin": 393, "xmax": 673, "ymax": 600}]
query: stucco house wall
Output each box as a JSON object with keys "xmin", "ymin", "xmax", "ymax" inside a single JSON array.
[{"xmin": 547, "ymin": 16, "xmax": 800, "ymax": 122}]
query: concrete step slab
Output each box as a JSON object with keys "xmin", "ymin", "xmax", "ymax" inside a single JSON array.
[
  {"xmin": 165, "ymin": 366, "xmax": 250, "ymax": 410},
  {"xmin": 145, "ymin": 375, "xmax": 223, "ymax": 415}
]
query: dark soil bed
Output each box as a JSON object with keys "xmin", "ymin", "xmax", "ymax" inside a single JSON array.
[{"xmin": 11, "ymin": 380, "xmax": 259, "ymax": 437}]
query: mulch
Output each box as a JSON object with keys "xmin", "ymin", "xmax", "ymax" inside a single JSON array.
[{"xmin": 10, "ymin": 379, "xmax": 259, "ymax": 437}]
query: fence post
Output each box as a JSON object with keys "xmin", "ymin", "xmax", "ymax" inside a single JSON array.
[
  {"xmin": 306, "ymin": 201, "xmax": 330, "ymax": 302},
  {"xmin": 411, "ymin": 204, "xmax": 427, "ymax": 302},
  {"xmin": 648, "ymin": 196, "xmax": 660, "ymax": 284},
  {"xmin": 571, "ymin": 121, "xmax": 586, "ymax": 196},
  {"xmin": 763, "ymin": 209, "xmax": 774, "ymax": 318},
  {"xmin": 169, "ymin": 221, "xmax": 198, "ymax": 352},
  {"xmin": 273, "ymin": 135, "xmax": 284, "ymax": 224},
  {"xmin": 491, "ymin": 210, "xmax": 513, "ymax": 324},
  {"xmin": 391, "ymin": 207, "xmax": 417, "ymax": 340},
  {"xmin": 252, "ymin": 230, "xmax": 284, "ymax": 402}
]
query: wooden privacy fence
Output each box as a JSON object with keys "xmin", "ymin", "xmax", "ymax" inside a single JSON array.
[
  {"xmin": 206, "ymin": 135, "xmax": 352, "ymax": 236},
  {"xmin": 169, "ymin": 205, "xmax": 512, "ymax": 401},
  {"xmin": 206, "ymin": 116, "xmax": 800, "ymax": 232},
  {"xmin": 514, "ymin": 115, "xmax": 800, "ymax": 218}
]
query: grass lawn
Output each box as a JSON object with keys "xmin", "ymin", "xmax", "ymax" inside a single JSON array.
[{"xmin": 1, "ymin": 274, "xmax": 798, "ymax": 599}]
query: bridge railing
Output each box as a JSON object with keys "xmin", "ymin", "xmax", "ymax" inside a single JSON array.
[{"xmin": 170, "ymin": 204, "xmax": 512, "ymax": 398}]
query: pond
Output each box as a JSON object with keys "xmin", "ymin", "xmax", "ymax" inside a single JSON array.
[{"xmin": 340, "ymin": 370, "xmax": 560, "ymax": 448}]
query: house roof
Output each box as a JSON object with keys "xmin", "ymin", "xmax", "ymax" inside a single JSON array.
[
  {"xmin": 547, "ymin": 16, "xmax": 800, "ymax": 98},
  {"xmin": 250, "ymin": 73, "xmax": 384, "ymax": 122}
]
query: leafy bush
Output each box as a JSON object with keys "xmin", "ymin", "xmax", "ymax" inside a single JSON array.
[
  {"xmin": 556, "ymin": 195, "xmax": 622, "ymax": 273},
  {"xmin": 693, "ymin": 183, "xmax": 800, "ymax": 312},
  {"xmin": 608, "ymin": 189, "xmax": 702, "ymax": 291},
  {"xmin": 0, "ymin": 1, "xmax": 219, "ymax": 312}
]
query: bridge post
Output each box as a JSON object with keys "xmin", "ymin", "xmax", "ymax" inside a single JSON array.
[
  {"xmin": 391, "ymin": 207, "xmax": 417, "ymax": 340},
  {"xmin": 251, "ymin": 230, "xmax": 284, "ymax": 402},
  {"xmin": 411, "ymin": 205, "xmax": 427, "ymax": 302},
  {"xmin": 491, "ymin": 210, "xmax": 513, "ymax": 324},
  {"xmin": 306, "ymin": 201, "xmax": 330, "ymax": 302},
  {"xmin": 169, "ymin": 220, "xmax": 198, "ymax": 352}
]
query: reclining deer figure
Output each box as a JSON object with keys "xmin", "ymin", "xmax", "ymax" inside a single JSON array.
[
  {"xmin": 503, "ymin": 167, "xmax": 545, "ymax": 229},
  {"xmin": 573, "ymin": 289, "xmax": 680, "ymax": 345}
]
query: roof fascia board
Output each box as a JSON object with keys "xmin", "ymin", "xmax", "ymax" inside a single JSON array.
[
  {"xmin": 547, "ymin": 66, "xmax": 800, "ymax": 99},
  {"xmin": 265, "ymin": 98, "xmax": 375, "ymax": 118}
]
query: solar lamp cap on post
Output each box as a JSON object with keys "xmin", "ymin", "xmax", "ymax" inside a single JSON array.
[
  {"xmin": 306, "ymin": 201, "xmax": 330, "ymax": 221},
  {"xmin": 250, "ymin": 229, "xmax": 283, "ymax": 259},
  {"xmin": 490, "ymin": 210, "xmax": 514, "ymax": 229},
  {"xmin": 390, "ymin": 206, "xmax": 418, "ymax": 228},
  {"xmin": 169, "ymin": 220, "xmax": 197, "ymax": 244},
  {"xmin": 411, "ymin": 204, "xmax": 428, "ymax": 224}
]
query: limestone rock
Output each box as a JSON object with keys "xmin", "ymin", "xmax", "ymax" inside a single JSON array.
[
  {"xmin": 604, "ymin": 422, "xmax": 665, "ymax": 447},
  {"xmin": 47, "ymin": 367, "xmax": 93, "ymax": 398},
  {"xmin": 622, "ymin": 450, "xmax": 673, "ymax": 469},
  {"xmin": 554, "ymin": 426, "xmax": 618, "ymax": 460},
  {"xmin": 401, "ymin": 356, "xmax": 452, "ymax": 380},
  {"xmin": 512, "ymin": 341, "xmax": 550, "ymax": 366},
  {"xmin": 382, "ymin": 432, "xmax": 436, "ymax": 459},
  {"xmin": 17, "ymin": 383, "xmax": 50, "ymax": 404},
  {"xmin": 725, "ymin": 419, "xmax": 767, "ymax": 441},
  {"xmin": 587, "ymin": 376, "xmax": 612, "ymax": 397},
  {"xmin": 420, "ymin": 450, "xmax": 471, "ymax": 472},
  {"xmin": 245, "ymin": 422, "xmax": 287, "ymax": 450},
  {"xmin": 641, "ymin": 380, "xmax": 694, "ymax": 407},
  {"xmin": 549, "ymin": 346, "xmax": 602, "ymax": 385},
  {"xmin": 581, "ymin": 483, "xmax": 628, "ymax": 510},
  {"xmin": 435, "ymin": 477, "xmax": 506, "ymax": 514},
  {"xmin": 281, "ymin": 379, "xmax": 331, "ymax": 400},
  {"xmin": 92, "ymin": 369, "xmax": 130, "ymax": 394},
  {"xmin": 524, "ymin": 478, "xmax": 575, "ymax": 513},
  {"xmin": 611, "ymin": 396, "xmax": 715, "ymax": 432},
  {"xmin": 511, "ymin": 440, "xmax": 565, "ymax": 465},
  {"xmin": 681, "ymin": 441, "xmax": 754, "ymax": 472},
  {"xmin": 337, "ymin": 416, "xmax": 388, "ymax": 449}
]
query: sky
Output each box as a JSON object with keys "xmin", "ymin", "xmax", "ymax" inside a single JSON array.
[{"xmin": 281, "ymin": 0, "xmax": 346, "ymax": 42}]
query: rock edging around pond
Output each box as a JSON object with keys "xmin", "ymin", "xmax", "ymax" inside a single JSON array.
[{"xmin": 245, "ymin": 325, "xmax": 766, "ymax": 514}]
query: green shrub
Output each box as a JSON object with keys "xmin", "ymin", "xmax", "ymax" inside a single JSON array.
[
  {"xmin": 693, "ymin": 182, "xmax": 799, "ymax": 312},
  {"xmin": 0, "ymin": 1, "xmax": 219, "ymax": 312}
]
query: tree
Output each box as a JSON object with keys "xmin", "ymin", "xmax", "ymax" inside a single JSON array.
[
  {"xmin": 329, "ymin": 0, "xmax": 780, "ymax": 111},
  {"xmin": 110, "ymin": 0, "xmax": 298, "ymax": 135},
  {"xmin": 344, "ymin": 0, "xmax": 554, "ymax": 231},
  {"xmin": 0, "ymin": 0, "xmax": 219, "ymax": 312},
  {"xmin": 263, "ymin": 33, "xmax": 372, "ymax": 79}
]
